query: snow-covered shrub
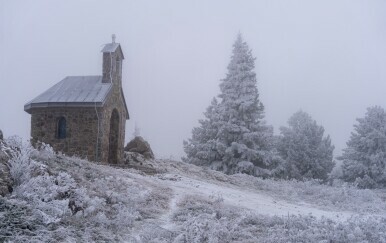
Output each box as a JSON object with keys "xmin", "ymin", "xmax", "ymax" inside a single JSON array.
[
  {"xmin": 339, "ymin": 106, "xmax": 386, "ymax": 188},
  {"xmin": 1, "ymin": 136, "xmax": 174, "ymax": 241},
  {"xmin": 173, "ymin": 195, "xmax": 220, "ymax": 222},
  {"xmin": 137, "ymin": 186, "xmax": 172, "ymax": 218},
  {"xmin": 177, "ymin": 214, "xmax": 234, "ymax": 243},
  {"xmin": 235, "ymin": 161, "xmax": 255, "ymax": 174},
  {"xmin": 5, "ymin": 137, "xmax": 73, "ymax": 225},
  {"xmin": 32, "ymin": 141, "xmax": 56, "ymax": 161},
  {"xmin": 12, "ymin": 172, "xmax": 75, "ymax": 224},
  {"xmin": 5, "ymin": 136, "xmax": 37, "ymax": 186},
  {"xmin": 172, "ymin": 195, "xmax": 246, "ymax": 243},
  {"xmin": 228, "ymin": 173, "xmax": 386, "ymax": 214},
  {"xmin": 255, "ymin": 214, "xmax": 386, "ymax": 243},
  {"xmin": 169, "ymin": 194, "xmax": 386, "ymax": 243},
  {"xmin": 139, "ymin": 225, "xmax": 176, "ymax": 243}
]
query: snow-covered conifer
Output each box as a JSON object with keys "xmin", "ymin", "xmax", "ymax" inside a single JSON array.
[
  {"xmin": 183, "ymin": 98, "xmax": 222, "ymax": 166},
  {"xmin": 278, "ymin": 111, "xmax": 335, "ymax": 180},
  {"xmin": 340, "ymin": 106, "xmax": 386, "ymax": 188},
  {"xmin": 184, "ymin": 34, "xmax": 276, "ymax": 176}
]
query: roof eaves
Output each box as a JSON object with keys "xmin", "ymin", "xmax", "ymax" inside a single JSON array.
[{"xmin": 24, "ymin": 101, "xmax": 105, "ymax": 114}]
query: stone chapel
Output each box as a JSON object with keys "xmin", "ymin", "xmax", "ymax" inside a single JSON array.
[{"xmin": 24, "ymin": 35, "xmax": 129, "ymax": 164}]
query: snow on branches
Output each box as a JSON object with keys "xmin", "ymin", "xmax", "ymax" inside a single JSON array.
[
  {"xmin": 340, "ymin": 106, "xmax": 386, "ymax": 188},
  {"xmin": 184, "ymin": 34, "xmax": 277, "ymax": 176},
  {"xmin": 277, "ymin": 111, "xmax": 335, "ymax": 181}
]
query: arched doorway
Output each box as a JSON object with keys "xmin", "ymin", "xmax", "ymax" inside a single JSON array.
[{"xmin": 108, "ymin": 109, "xmax": 120, "ymax": 164}]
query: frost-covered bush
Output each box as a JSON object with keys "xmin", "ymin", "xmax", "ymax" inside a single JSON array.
[
  {"xmin": 339, "ymin": 106, "xmax": 386, "ymax": 188},
  {"xmin": 169, "ymin": 194, "xmax": 386, "ymax": 243},
  {"xmin": 172, "ymin": 195, "xmax": 246, "ymax": 243},
  {"xmin": 32, "ymin": 141, "xmax": 56, "ymax": 161},
  {"xmin": 1, "ymin": 137, "xmax": 172, "ymax": 241},
  {"xmin": 12, "ymin": 172, "xmax": 74, "ymax": 224},
  {"xmin": 5, "ymin": 136, "xmax": 37, "ymax": 186},
  {"xmin": 228, "ymin": 173, "xmax": 386, "ymax": 214}
]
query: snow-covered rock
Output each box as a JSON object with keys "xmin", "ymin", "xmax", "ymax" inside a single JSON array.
[
  {"xmin": 124, "ymin": 136, "xmax": 154, "ymax": 159},
  {"xmin": 122, "ymin": 152, "xmax": 158, "ymax": 175},
  {"xmin": 0, "ymin": 129, "xmax": 3, "ymax": 141}
]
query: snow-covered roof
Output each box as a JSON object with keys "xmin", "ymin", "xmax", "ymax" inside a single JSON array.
[
  {"xmin": 101, "ymin": 43, "xmax": 119, "ymax": 53},
  {"xmin": 101, "ymin": 43, "xmax": 125, "ymax": 59},
  {"xmin": 24, "ymin": 76, "xmax": 112, "ymax": 112}
]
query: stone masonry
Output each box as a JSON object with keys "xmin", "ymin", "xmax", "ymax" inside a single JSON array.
[{"xmin": 30, "ymin": 107, "xmax": 100, "ymax": 161}]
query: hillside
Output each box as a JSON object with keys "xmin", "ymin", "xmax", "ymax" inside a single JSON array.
[{"xmin": 1, "ymin": 137, "xmax": 386, "ymax": 242}]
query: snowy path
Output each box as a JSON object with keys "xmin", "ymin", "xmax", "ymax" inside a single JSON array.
[
  {"xmin": 156, "ymin": 191, "xmax": 181, "ymax": 230},
  {"xmin": 158, "ymin": 175, "xmax": 353, "ymax": 220},
  {"xmin": 131, "ymin": 171, "xmax": 354, "ymax": 230}
]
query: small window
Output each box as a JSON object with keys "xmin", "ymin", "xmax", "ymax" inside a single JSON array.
[{"xmin": 57, "ymin": 117, "xmax": 66, "ymax": 139}]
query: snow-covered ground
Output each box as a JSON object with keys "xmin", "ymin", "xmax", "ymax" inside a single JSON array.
[
  {"xmin": 149, "ymin": 174, "xmax": 352, "ymax": 222},
  {"xmin": 1, "ymin": 139, "xmax": 386, "ymax": 242}
]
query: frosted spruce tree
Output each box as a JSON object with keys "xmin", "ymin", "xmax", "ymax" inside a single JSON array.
[
  {"xmin": 339, "ymin": 106, "xmax": 386, "ymax": 188},
  {"xmin": 183, "ymin": 98, "xmax": 222, "ymax": 166},
  {"xmin": 277, "ymin": 111, "xmax": 335, "ymax": 181},
  {"xmin": 184, "ymin": 34, "xmax": 277, "ymax": 176}
]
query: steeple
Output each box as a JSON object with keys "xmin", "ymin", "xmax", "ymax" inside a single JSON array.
[{"xmin": 101, "ymin": 34, "xmax": 124, "ymax": 85}]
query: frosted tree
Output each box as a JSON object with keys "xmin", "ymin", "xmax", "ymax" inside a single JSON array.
[
  {"xmin": 184, "ymin": 34, "xmax": 277, "ymax": 176},
  {"xmin": 183, "ymin": 98, "xmax": 222, "ymax": 166},
  {"xmin": 277, "ymin": 111, "xmax": 335, "ymax": 181},
  {"xmin": 339, "ymin": 106, "xmax": 386, "ymax": 188}
]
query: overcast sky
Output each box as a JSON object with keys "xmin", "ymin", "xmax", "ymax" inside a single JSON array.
[{"xmin": 1, "ymin": 0, "xmax": 386, "ymax": 159}]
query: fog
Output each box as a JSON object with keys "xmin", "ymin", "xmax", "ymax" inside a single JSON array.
[{"xmin": 1, "ymin": 0, "xmax": 386, "ymax": 159}]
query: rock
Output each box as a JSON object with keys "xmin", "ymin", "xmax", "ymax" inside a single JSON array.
[
  {"xmin": 0, "ymin": 129, "xmax": 3, "ymax": 141},
  {"xmin": 124, "ymin": 136, "xmax": 154, "ymax": 159},
  {"xmin": 124, "ymin": 151, "xmax": 146, "ymax": 164},
  {"xmin": 122, "ymin": 152, "xmax": 158, "ymax": 175},
  {"xmin": 0, "ymin": 150, "xmax": 13, "ymax": 196}
]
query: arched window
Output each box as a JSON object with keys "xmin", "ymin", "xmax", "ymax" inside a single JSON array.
[{"xmin": 57, "ymin": 117, "xmax": 66, "ymax": 139}]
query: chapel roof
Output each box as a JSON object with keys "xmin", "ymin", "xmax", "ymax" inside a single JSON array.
[{"xmin": 24, "ymin": 76, "xmax": 129, "ymax": 119}]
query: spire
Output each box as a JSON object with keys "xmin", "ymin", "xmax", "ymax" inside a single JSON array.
[{"xmin": 112, "ymin": 34, "xmax": 116, "ymax": 44}]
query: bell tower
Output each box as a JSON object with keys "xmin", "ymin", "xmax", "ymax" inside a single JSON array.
[{"xmin": 101, "ymin": 34, "xmax": 124, "ymax": 86}]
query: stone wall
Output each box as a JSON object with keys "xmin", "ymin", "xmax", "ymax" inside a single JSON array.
[
  {"xmin": 99, "ymin": 45, "xmax": 127, "ymax": 163},
  {"xmin": 30, "ymin": 107, "xmax": 102, "ymax": 161},
  {"xmin": 98, "ymin": 78, "xmax": 127, "ymax": 163},
  {"xmin": 102, "ymin": 46, "xmax": 123, "ymax": 88}
]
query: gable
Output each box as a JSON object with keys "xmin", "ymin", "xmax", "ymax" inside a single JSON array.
[{"xmin": 101, "ymin": 43, "xmax": 124, "ymax": 60}]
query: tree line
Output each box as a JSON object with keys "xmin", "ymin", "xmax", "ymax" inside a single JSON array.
[{"xmin": 183, "ymin": 34, "xmax": 386, "ymax": 189}]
